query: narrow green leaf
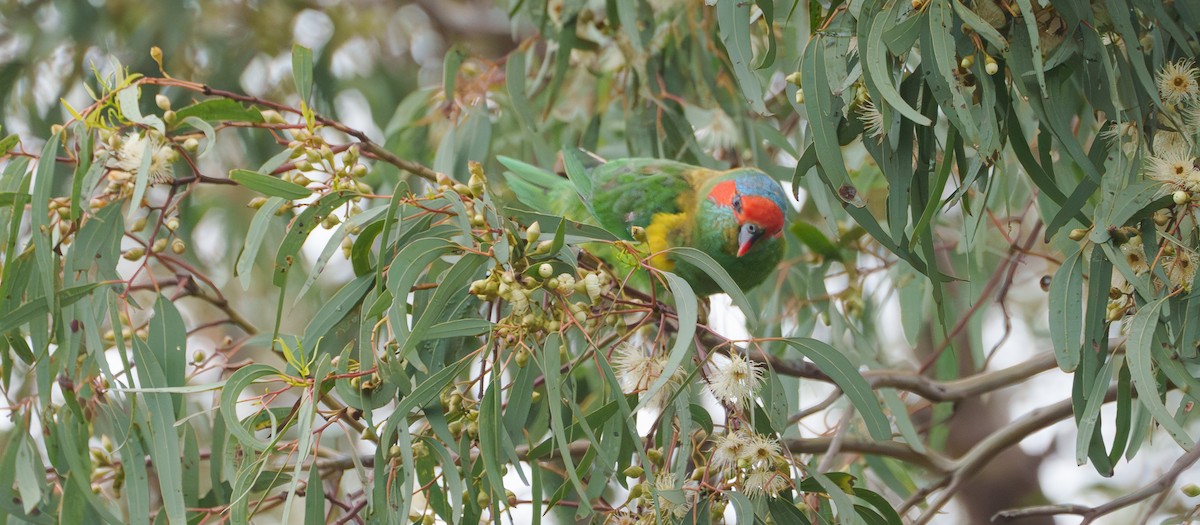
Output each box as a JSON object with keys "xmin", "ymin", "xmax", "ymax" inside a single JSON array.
[
  {"xmin": 14, "ymin": 434, "xmax": 42, "ymax": 514},
  {"xmin": 1049, "ymin": 248, "xmax": 1084, "ymax": 372},
  {"xmin": 1075, "ymin": 355, "xmax": 1116, "ymax": 466},
  {"xmin": 791, "ymin": 221, "xmax": 843, "ymax": 262},
  {"xmin": 0, "ymin": 282, "xmax": 112, "ymax": 334},
  {"xmin": 235, "ymin": 197, "xmax": 285, "ymax": 290},
  {"xmin": 304, "ymin": 463, "xmax": 325, "ymax": 525},
  {"xmin": 130, "ymin": 337, "xmax": 187, "ymax": 524},
  {"xmin": 300, "ymin": 274, "xmax": 373, "ymax": 352},
  {"xmin": 126, "ymin": 135, "xmax": 154, "ymax": 222},
  {"xmin": 179, "ymin": 116, "xmax": 216, "ymax": 158},
  {"xmin": 769, "ymin": 498, "xmax": 813, "ymax": 524},
  {"xmin": 292, "ymin": 44, "xmax": 314, "ymax": 104},
  {"xmin": 442, "ymin": 46, "xmax": 467, "ymax": 105},
  {"xmin": 811, "ymin": 473, "xmax": 862, "ymax": 525},
  {"xmin": 1010, "ymin": 0, "xmax": 1046, "ymax": 96},
  {"xmin": 717, "ymin": 0, "xmax": 768, "ymax": 114},
  {"xmin": 0, "ymin": 134, "xmax": 18, "ymax": 156},
  {"xmin": 116, "ymin": 86, "xmax": 166, "ymax": 133},
  {"xmin": 855, "ymin": 487, "xmax": 903, "ymax": 525},
  {"xmin": 174, "ymin": 99, "xmax": 265, "ymax": 124},
  {"xmin": 478, "ymin": 382, "xmax": 507, "ymax": 507},
  {"xmin": 420, "ymin": 318, "xmax": 493, "ymax": 341},
  {"xmin": 229, "ymin": 169, "xmax": 312, "ymax": 199},
  {"xmin": 1126, "ymin": 297, "xmax": 1194, "ymax": 448},
  {"xmin": 149, "ymin": 295, "xmax": 188, "ymax": 411},
  {"xmin": 273, "ymin": 191, "xmax": 355, "ymax": 287},
  {"xmin": 31, "ymin": 132, "xmax": 60, "ymax": 304},
  {"xmin": 754, "ymin": 0, "xmax": 777, "ymax": 69},
  {"xmin": 783, "ymin": 338, "xmax": 892, "ymax": 441},
  {"xmin": 220, "ymin": 364, "xmax": 284, "ymax": 451},
  {"xmin": 728, "ymin": 492, "xmax": 754, "ymax": 524},
  {"xmin": 540, "ymin": 333, "xmax": 592, "ymax": 516},
  {"xmin": 637, "ymin": 272, "xmax": 697, "ymax": 411},
  {"xmin": 922, "ymin": 5, "xmax": 978, "ymax": 144},
  {"xmin": 951, "ymin": 0, "xmax": 1007, "ymax": 50},
  {"xmin": 908, "ymin": 127, "xmax": 956, "ymax": 249},
  {"xmin": 668, "ymin": 246, "xmax": 757, "ymax": 322},
  {"xmin": 861, "ymin": 9, "xmax": 932, "ymax": 126}
]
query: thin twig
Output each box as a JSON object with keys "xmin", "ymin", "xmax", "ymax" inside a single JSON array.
[{"xmin": 993, "ymin": 443, "xmax": 1200, "ymax": 524}]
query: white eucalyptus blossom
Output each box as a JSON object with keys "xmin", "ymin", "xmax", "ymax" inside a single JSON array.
[
  {"xmin": 704, "ymin": 353, "xmax": 764, "ymax": 406},
  {"xmin": 740, "ymin": 432, "xmax": 783, "ymax": 467},
  {"xmin": 108, "ymin": 131, "xmax": 177, "ymax": 184},
  {"xmin": 743, "ymin": 467, "xmax": 790, "ymax": 498},
  {"xmin": 1145, "ymin": 147, "xmax": 1199, "ymax": 192},
  {"xmin": 709, "ymin": 429, "xmax": 750, "ymax": 474},
  {"xmin": 614, "ymin": 342, "xmax": 663, "ymax": 393},
  {"xmin": 1157, "ymin": 59, "xmax": 1200, "ymax": 106}
]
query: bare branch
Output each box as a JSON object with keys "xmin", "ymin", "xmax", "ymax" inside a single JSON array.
[
  {"xmin": 993, "ymin": 443, "xmax": 1200, "ymax": 524},
  {"xmin": 749, "ymin": 339, "xmax": 1058, "ymax": 402},
  {"xmin": 913, "ymin": 386, "xmax": 1119, "ymax": 525}
]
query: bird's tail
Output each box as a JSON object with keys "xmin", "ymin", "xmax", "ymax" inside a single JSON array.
[
  {"xmin": 497, "ymin": 156, "xmax": 570, "ymax": 213},
  {"xmin": 498, "ymin": 150, "xmax": 603, "ymax": 218}
]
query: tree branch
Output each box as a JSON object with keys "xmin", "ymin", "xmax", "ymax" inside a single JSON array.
[
  {"xmin": 739, "ymin": 330, "xmax": 1058, "ymax": 402},
  {"xmin": 993, "ymin": 443, "xmax": 1200, "ymax": 524},
  {"xmin": 912, "ymin": 385, "xmax": 1119, "ymax": 525}
]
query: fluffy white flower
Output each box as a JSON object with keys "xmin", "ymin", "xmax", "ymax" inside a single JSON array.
[
  {"xmin": 858, "ymin": 99, "xmax": 886, "ymax": 141},
  {"xmin": 604, "ymin": 510, "xmax": 640, "ymax": 525},
  {"xmin": 1165, "ymin": 251, "xmax": 1196, "ymax": 291},
  {"xmin": 709, "ymin": 430, "xmax": 750, "ymax": 474},
  {"xmin": 704, "ymin": 353, "xmax": 764, "ymax": 406},
  {"xmin": 740, "ymin": 432, "xmax": 783, "ymax": 467},
  {"xmin": 743, "ymin": 467, "xmax": 790, "ymax": 498},
  {"xmin": 1145, "ymin": 148, "xmax": 1199, "ymax": 192},
  {"xmin": 1121, "ymin": 235, "xmax": 1150, "ymax": 275},
  {"xmin": 614, "ymin": 342, "xmax": 663, "ymax": 394},
  {"xmin": 688, "ymin": 106, "xmax": 739, "ymax": 154},
  {"xmin": 1157, "ymin": 59, "xmax": 1199, "ymax": 106},
  {"xmin": 1153, "ymin": 131, "xmax": 1191, "ymax": 159},
  {"xmin": 108, "ymin": 131, "xmax": 177, "ymax": 184},
  {"xmin": 1100, "ymin": 121, "xmax": 1141, "ymax": 155}
]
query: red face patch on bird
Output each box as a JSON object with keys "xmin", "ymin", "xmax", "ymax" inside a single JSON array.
[
  {"xmin": 733, "ymin": 195, "xmax": 784, "ymax": 235},
  {"xmin": 708, "ymin": 179, "xmax": 786, "ymax": 257}
]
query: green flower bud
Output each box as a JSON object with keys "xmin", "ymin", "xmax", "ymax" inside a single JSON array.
[{"xmin": 526, "ymin": 221, "xmax": 541, "ymax": 245}]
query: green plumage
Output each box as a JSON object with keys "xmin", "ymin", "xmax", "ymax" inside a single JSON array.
[{"xmin": 500, "ymin": 155, "xmax": 788, "ymax": 295}]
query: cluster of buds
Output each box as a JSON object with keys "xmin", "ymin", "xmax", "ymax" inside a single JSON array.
[
  {"xmin": 285, "ymin": 128, "xmax": 372, "ymax": 197},
  {"xmin": 45, "ymin": 197, "xmax": 76, "ymax": 245},
  {"xmin": 88, "ymin": 435, "xmax": 124, "ymax": 498},
  {"xmin": 121, "ymin": 212, "xmax": 186, "ymax": 261},
  {"xmin": 469, "ymin": 260, "xmax": 616, "ymax": 340},
  {"xmin": 439, "ymin": 388, "xmax": 481, "ymax": 440}
]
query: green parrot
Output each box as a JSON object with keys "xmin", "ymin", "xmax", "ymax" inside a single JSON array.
[{"xmin": 502, "ymin": 156, "xmax": 790, "ymax": 296}]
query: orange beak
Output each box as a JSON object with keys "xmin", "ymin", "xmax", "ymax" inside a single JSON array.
[
  {"xmin": 737, "ymin": 224, "xmax": 758, "ymax": 257},
  {"xmin": 737, "ymin": 240, "xmax": 753, "ymax": 257}
]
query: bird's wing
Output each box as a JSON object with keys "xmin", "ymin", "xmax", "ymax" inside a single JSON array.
[{"xmin": 589, "ymin": 159, "xmax": 713, "ymax": 240}]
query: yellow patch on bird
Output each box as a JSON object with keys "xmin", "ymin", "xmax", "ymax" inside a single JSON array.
[{"xmin": 645, "ymin": 212, "xmax": 689, "ymax": 271}]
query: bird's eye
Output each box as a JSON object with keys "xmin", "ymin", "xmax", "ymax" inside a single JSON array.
[
  {"xmin": 732, "ymin": 195, "xmax": 743, "ymax": 212},
  {"xmin": 746, "ymin": 224, "xmax": 758, "ymax": 234}
]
